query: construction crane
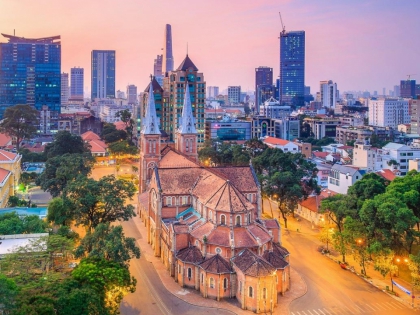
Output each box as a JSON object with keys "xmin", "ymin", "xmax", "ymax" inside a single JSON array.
[
  {"xmin": 407, "ymin": 74, "xmax": 416, "ymax": 81},
  {"xmin": 279, "ymin": 12, "xmax": 286, "ymax": 35}
]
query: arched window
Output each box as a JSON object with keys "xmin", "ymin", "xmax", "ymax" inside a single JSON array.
[
  {"xmin": 187, "ymin": 268, "xmax": 192, "ymax": 279},
  {"xmin": 209, "ymin": 277, "xmax": 214, "ymax": 288},
  {"xmin": 248, "ymin": 213, "xmax": 251, "ymax": 224},
  {"xmin": 221, "ymin": 214, "xmax": 226, "ymax": 225},
  {"xmin": 166, "ymin": 197, "xmax": 172, "ymax": 206},
  {"xmin": 209, "ymin": 210, "xmax": 213, "ymax": 222},
  {"xmin": 248, "ymin": 286, "xmax": 253, "ymax": 298},
  {"xmin": 201, "ymin": 273, "xmax": 204, "ymax": 284},
  {"xmin": 185, "ymin": 138, "xmax": 189, "ymax": 152},
  {"xmin": 223, "ymin": 278, "xmax": 228, "ymax": 290},
  {"xmin": 178, "ymin": 265, "xmax": 181, "ymax": 274},
  {"xmin": 236, "ymin": 215, "xmax": 241, "ymax": 226},
  {"xmin": 262, "ymin": 288, "xmax": 267, "ymax": 299},
  {"xmin": 195, "ymin": 240, "xmax": 199, "ymax": 246}
]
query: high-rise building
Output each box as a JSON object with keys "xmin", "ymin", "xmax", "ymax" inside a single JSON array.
[
  {"xmin": 162, "ymin": 55, "xmax": 206, "ymax": 144},
  {"xmin": 256, "ymin": 85, "xmax": 276, "ymax": 110},
  {"xmin": 207, "ymin": 86, "xmax": 219, "ymax": 99},
  {"xmin": 153, "ymin": 55, "xmax": 163, "ymax": 86},
  {"xmin": 255, "ymin": 67, "xmax": 273, "ymax": 110},
  {"xmin": 91, "ymin": 50, "xmax": 116, "ymax": 99},
  {"xmin": 70, "ymin": 67, "xmax": 84, "ymax": 100},
  {"xmin": 228, "ymin": 86, "xmax": 241, "ymax": 104},
  {"xmin": 279, "ymin": 31, "xmax": 305, "ymax": 106},
  {"xmin": 0, "ymin": 33, "xmax": 61, "ymax": 124},
  {"xmin": 394, "ymin": 85, "xmax": 400, "ymax": 97},
  {"xmin": 320, "ymin": 80, "xmax": 338, "ymax": 109},
  {"xmin": 368, "ymin": 98, "xmax": 409, "ymax": 128},
  {"xmin": 162, "ymin": 24, "xmax": 174, "ymax": 74},
  {"xmin": 127, "ymin": 84, "xmax": 138, "ymax": 105},
  {"xmin": 409, "ymin": 98, "xmax": 420, "ymax": 134},
  {"xmin": 400, "ymin": 80, "xmax": 416, "ymax": 98},
  {"xmin": 61, "ymin": 73, "xmax": 69, "ymax": 106}
]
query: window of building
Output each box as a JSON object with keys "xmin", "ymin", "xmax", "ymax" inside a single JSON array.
[
  {"xmin": 223, "ymin": 278, "xmax": 228, "ymax": 290},
  {"xmin": 248, "ymin": 213, "xmax": 251, "ymax": 224},
  {"xmin": 187, "ymin": 268, "xmax": 192, "ymax": 279},
  {"xmin": 209, "ymin": 210, "xmax": 213, "ymax": 222},
  {"xmin": 209, "ymin": 277, "xmax": 214, "ymax": 288},
  {"xmin": 408, "ymin": 153, "xmax": 414, "ymax": 156},
  {"xmin": 166, "ymin": 197, "xmax": 172, "ymax": 206},
  {"xmin": 178, "ymin": 265, "xmax": 181, "ymax": 274},
  {"xmin": 239, "ymin": 281, "xmax": 242, "ymax": 293},
  {"xmin": 248, "ymin": 286, "xmax": 253, "ymax": 298},
  {"xmin": 220, "ymin": 214, "xmax": 226, "ymax": 225},
  {"xmin": 262, "ymin": 288, "xmax": 267, "ymax": 299},
  {"xmin": 215, "ymin": 247, "xmax": 222, "ymax": 254},
  {"xmin": 236, "ymin": 215, "xmax": 241, "ymax": 226}
]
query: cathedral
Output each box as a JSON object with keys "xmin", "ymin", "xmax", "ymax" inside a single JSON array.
[{"xmin": 138, "ymin": 66, "xmax": 290, "ymax": 313}]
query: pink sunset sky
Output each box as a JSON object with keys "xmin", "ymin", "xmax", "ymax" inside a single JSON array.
[{"xmin": 1, "ymin": 0, "xmax": 419, "ymax": 95}]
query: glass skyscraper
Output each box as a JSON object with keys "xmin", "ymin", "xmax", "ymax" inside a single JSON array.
[
  {"xmin": 279, "ymin": 31, "xmax": 305, "ymax": 107},
  {"xmin": 0, "ymin": 33, "xmax": 61, "ymax": 120},
  {"xmin": 91, "ymin": 50, "xmax": 115, "ymax": 99}
]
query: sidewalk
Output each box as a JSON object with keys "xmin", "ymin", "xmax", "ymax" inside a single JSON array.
[
  {"xmin": 281, "ymin": 211, "xmax": 419, "ymax": 310},
  {"xmin": 132, "ymin": 215, "xmax": 308, "ymax": 315}
]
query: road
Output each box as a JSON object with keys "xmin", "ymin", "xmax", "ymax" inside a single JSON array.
[
  {"xmin": 264, "ymin": 199, "xmax": 417, "ymax": 315},
  {"xmin": 119, "ymin": 219, "xmax": 234, "ymax": 315}
]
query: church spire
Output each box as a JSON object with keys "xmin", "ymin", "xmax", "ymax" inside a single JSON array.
[
  {"xmin": 142, "ymin": 79, "xmax": 160, "ymax": 135},
  {"xmin": 178, "ymin": 84, "xmax": 197, "ymax": 134}
]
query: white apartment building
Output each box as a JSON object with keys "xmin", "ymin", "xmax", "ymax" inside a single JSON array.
[
  {"xmin": 353, "ymin": 142, "xmax": 384, "ymax": 172},
  {"xmin": 61, "ymin": 73, "xmax": 69, "ymax": 107},
  {"xmin": 368, "ymin": 98, "xmax": 409, "ymax": 129},
  {"xmin": 381, "ymin": 141, "xmax": 420, "ymax": 175},
  {"xmin": 99, "ymin": 104, "xmax": 133, "ymax": 123},
  {"xmin": 207, "ymin": 86, "xmax": 219, "ymax": 99},
  {"xmin": 328, "ymin": 164, "xmax": 364, "ymax": 194},
  {"xmin": 262, "ymin": 136, "xmax": 299, "ymax": 153},
  {"xmin": 320, "ymin": 80, "xmax": 338, "ymax": 109},
  {"xmin": 259, "ymin": 97, "xmax": 291, "ymax": 118}
]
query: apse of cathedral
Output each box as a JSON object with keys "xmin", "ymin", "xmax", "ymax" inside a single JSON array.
[{"xmin": 138, "ymin": 58, "xmax": 291, "ymax": 313}]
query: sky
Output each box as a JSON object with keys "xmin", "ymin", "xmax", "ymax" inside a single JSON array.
[{"xmin": 0, "ymin": 0, "xmax": 419, "ymax": 95}]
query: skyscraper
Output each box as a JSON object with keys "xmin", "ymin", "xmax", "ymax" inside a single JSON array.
[
  {"xmin": 255, "ymin": 67, "xmax": 274, "ymax": 111},
  {"xmin": 126, "ymin": 84, "xmax": 138, "ymax": 105},
  {"xmin": 207, "ymin": 86, "xmax": 219, "ymax": 99},
  {"xmin": 70, "ymin": 67, "xmax": 84, "ymax": 100},
  {"xmin": 162, "ymin": 24, "xmax": 174, "ymax": 74},
  {"xmin": 279, "ymin": 30, "xmax": 305, "ymax": 106},
  {"xmin": 61, "ymin": 73, "xmax": 69, "ymax": 106},
  {"xmin": 320, "ymin": 80, "xmax": 338, "ymax": 109},
  {"xmin": 0, "ymin": 33, "xmax": 61, "ymax": 121},
  {"xmin": 91, "ymin": 50, "xmax": 116, "ymax": 99},
  {"xmin": 153, "ymin": 54, "xmax": 163, "ymax": 86},
  {"xmin": 400, "ymin": 80, "xmax": 416, "ymax": 98},
  {"xmin": 228, "ymin": 86, "xmax": 241, "ymax": 104}
]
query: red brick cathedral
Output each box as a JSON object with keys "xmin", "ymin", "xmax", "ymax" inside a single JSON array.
[{"xmin": 138, "ymin": 73, "xmax": 290, "ymax": 313}]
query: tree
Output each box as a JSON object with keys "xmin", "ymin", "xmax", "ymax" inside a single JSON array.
[
  {"xmin": 75, "ymin": 223, "xmax": 140, "ymax": 267},
  {"xmin": 72, "ymin": 259, "xmax": 137, "ymax": 315},
  {"xmin": 7, "ymin": 195, "xmax": 29, "ymax": 207},
  {"xmin": 44, "ymin": 131, "xmax": 91, "ymax": 159},
  {"xmin": 0, "ymin": 212, "xmax": 48, "ymax": 235},
  {"xmin": 38, "ymin": 153, "xmax": 94, "ymax": 197},
  {"xmin": 347, "ymin": 173, "xmax": 387, "ymax": 211},
  {"xmin": 108, "ymin": 140, "xmax": 138, "ymax": 157},
  {"xmin": 47, "ymin": 197, "xmax": 72, "ymax": 226},
  {"xmin": 18, "ymin": 148, "xmax": 47, "ymax": 163},
  {"xmin": 253, "ymin": 148, "xmax": 319, "ymax": 228},
  {"xmin": 0, "ymin": 104, "xmax": 39, "ymax": 151},
  {"xmin": 243, "ymin": 138, "xmax": 268, "ymax": 158},
  {"xmin": 101, "ymin": 123, "xmax": 127, "ymax": 144},
  {"xmin": 66, "ymin": 175, "xmax": 136, "ymax": 232},
  {"xmin": 373, "ymin": 248, "xmax": 397, "ymax": 291},
  {"xmin": 0, "ymin": 274, "xmax": 18, "ymax": 313},
  {"xmin": 116, "ymin": 109, "xmax": 135, "ymax": 144}
]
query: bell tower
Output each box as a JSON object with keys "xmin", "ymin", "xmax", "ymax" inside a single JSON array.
[
  {"xmin": 139, "ymin": 78, "xmax": 161, "ymax": 193},
  {"xmin": 175, "ymin": 81, "xmax": 198, "ymax": 161}
]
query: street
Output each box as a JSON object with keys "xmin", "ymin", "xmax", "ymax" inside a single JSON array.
[{"xmin": 264, "ymin": 199, "xmax": 417, "ymax": 315}]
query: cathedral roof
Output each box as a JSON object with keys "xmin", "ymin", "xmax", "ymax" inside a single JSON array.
[
  {"xmin": 199, "ymin": 254, "xmax": 233, "ymax": 274},
  {"xmin": 176, "ymin": 246, "xmax": 204, "ymax": 264},
  {"xmin": 262, "ymin": 250, "xmax": 289, "ymax": 269},
  {"xmin": 177, "ymin": 85, "xmax": 197, "ymax": 134},
  {"xmin": 141, "ymin": 81, "xmax": 160, "ymax": 135},
  {"xmin": 157, "ymin": 167, "xmax": 204, "ymax": 195},
  {"xmin": 273, "ymin": 242, "xmax": 290, "ymax": 258},
  {"xmin": 231, "ymin": 249, "xmax": 275, "ymax": 277},
  {"xmin": 176, "ymin": 54, "xmax": 198, "ymax": 71},
  {"xmin": 158, "ymin": 149, "xmax": 200, "ymax": 168},
  {"xmin": 212, "ymin": 167, "xmax": 259, "ymax": 192}
]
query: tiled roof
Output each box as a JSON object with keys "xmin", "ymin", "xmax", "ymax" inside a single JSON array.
[
  {"xmin": 176, "ymin": 246, "xmax": 204, "ymax": 264},
  {"xmin": 0, "ymin": 168, "xmax": 11, "ymax": 186},
  {"xmin": 261, "ymin": 219, "xmax": 279, "ymax": 229},
  {"xmin": 176, "ymin": 55, "xmax": 198, "ymax": 71},
  {"xmin": 204, "ymin": 180, "xmax": 254, "ymax": 213},
  {"xmin": 158, "ymin": 167, "xmax": 204, "ymax": 194},
  {"xmin": 199, "ymin": 254, "xmax": 233, "ymax": 274},
  {"xmin": 262, "ymin": 250, "xmax": 289, "ymax": 269},
  {"xmin": 114, "ymin": 121, "xmax": 126, "ymax": 131},
  {"xmin": 313, "ymin": 152, "xmax": 329, "ymax": 159},
  {"xmin": 273, "ymin": 242, "xmax": 290, "ymax": 258},
  {"xmin": 0, "ymin": 149, "xmax": 18, "ymax": 162},
  {"xmin": 299, "ymin": 195, "xmax": 321, "ymax": 213},
  {"xmin": 88, "ymin": 139, "xmax": 107, "ymax": 153},
  {"xmin": 81, "ymin": 131, "xmax": 100, "ymax": 141},
  {"xmin": 231, "ymin": 249, "xmax": 275, "ymax": 277},
  {"xmin": 263, "ymin": 137, "xmax": 290, "ymax": 146},
  {"xmin": 207, "ymin": 226, "xmax": 231, "ymax": 247},
  {"xmin": 0, "ymin": 133, "xmax": 12, "ymax": 147},
  {"xmin": 159, "ymin": 149, "xmax": 200, "ymax": 168},
  {"xmin": 337, "ymin": 145, "xmax": 353, "ymax": 150},
  {"xmin": 233, "ymin": 228, "xmax": 259, "ymax": 248},
  {"xmin": 173, "ymin": 224, "xmax": 189, "ymax": 234},
  {"xmin": 247, "ymin": 224, "xmax": 272, "ymax": 244},
  {"xmin": 190, "ymin": 222, "xmax": 214, "ymax": 240},
  {"xmin": 375, "ymin": 169, "xmax": 397, "ymax": 181},
  {"xmin": 212, "ymin": 167, "xmax": 258, "ymax": 192}
]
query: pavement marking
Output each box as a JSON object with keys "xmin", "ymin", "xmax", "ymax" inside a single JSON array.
[
  {"xmin": 306, "ymin": 311, "xmax": 314, "ymax": 315},
  {"xmin": 353, "ymin": 304, "xmax": 364, "ymax": 312},
  {"xmin": 373, "ymin": 302, "xmax": 387, "ymax": 310},
  {"xmin": 389, "ymin": 301, "xmax": 405, "ymax": 309},
  {"xmin": 367, "ymin": 303, "xmax": 380, "ymax": 311},
  {"xmin": 342, "ymin": 305, "xmax": 359, "ymax": 314},
  {"xmin": 322, "ymin": 308, "xmax": 333, "ymax": 315},
  {"xmin": 311, "ymin": 310, "xmax": 320, "ymax": 315},
  {"xmin": 316, "ymin": 309, "xmax": 326, "ymax": 315}
]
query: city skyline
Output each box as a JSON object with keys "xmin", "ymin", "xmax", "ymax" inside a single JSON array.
[{"xmin": 1, "ymin": 0, "xmax": 419, "ymax": 95}]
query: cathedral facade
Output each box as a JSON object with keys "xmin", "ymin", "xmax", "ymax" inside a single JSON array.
[{"xmin": 138, "ymin": 73, "xmax": 290, "ymax": 313}]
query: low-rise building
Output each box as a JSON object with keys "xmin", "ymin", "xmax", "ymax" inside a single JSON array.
[
  {"xmin": 296, "ymin": 189, "xmax": 336, "ymax": 227},
  {"xmin": 294, "ymin": 141, "xmax": 312, "ymax": 158},
  {"xmin": 251, "ymin": 116, "xmax": 275, "ymax": 139},
  {"xmin": 353, "ymin": 141, "xmax": 384, "ymax": 172},
  {"xmin": 335, "ymin": 125, "xmax": 395, "ymax": 145},
  {"xmin": 409, "ymin": 159, "xmax": 420, "ymax": 172},
  {"xmin": 381, "ymin": 142, "xmax": 420, "ymax": 175},
  {"xmin": 327, "ymin": 164, "xmax": 365, "ymax": 194},
  {"xmin": 304, "ymin": 117, "xmax": 341, "ymax": 140},
  {"xmin": 205, "ymin": 120, "xmax": 251, "ymax": 141},
  {"xmin": 263, "ymin": 137, "xmax": 298, "ymax": 153}
]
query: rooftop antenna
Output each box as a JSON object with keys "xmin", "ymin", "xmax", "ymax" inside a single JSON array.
[
  {"xmin": 279, "ymin": 12, "xmax": 286, "ymax": 35},
  {"xmin": 407, "ymin": 74, "xmax": 416, "ymax": 81},
  {"xmin": 187, "ymin": 42, "xmax": 188, "ymax": 55}
]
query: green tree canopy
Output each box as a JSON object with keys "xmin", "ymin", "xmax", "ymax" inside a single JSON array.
[
  {"xmin": 38, "ymin": 153, "xmax": 94, "ymax": 197},
  {"xmin": 0, "ymin": 212, "xmax": 48, "ymax": 235},
  {"xmin": 75, "ymin": 223, "xmax": 140, "ymax": 267},
  {"xmin": 347, "ymin": 173, "xmax": 387, "ymax": 212},
  {"xmin": 66, "ymin": 175, "xmax": 136, "ymax": 232},
  {"xmin": 115, "ymin": 109, "xmax": 135, "ymax": 144},
  {"xmin": 101, "ymin": 123, "xmax": 127, "ymax": 144},
  {"xmin": 0, "ymin": 104, "xmax": 39, "ymax": 151},
  {"xmin": 44, "ymin": 131, "xmax": 91, "ymax": 159},
  {"xmin": 108, "ymin": 140, "xmax": 138, "ymax": 157}
]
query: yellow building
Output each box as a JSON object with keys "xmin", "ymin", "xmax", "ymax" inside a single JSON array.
[{"xmin": 0, "ymin": 150, "xmax": 22, "ymax": 206}]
